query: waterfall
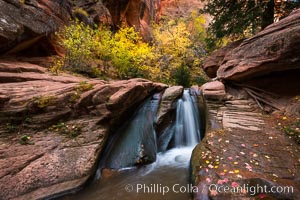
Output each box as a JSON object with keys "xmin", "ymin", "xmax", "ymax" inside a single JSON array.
[
  {"xmin": 66, "ymin": 88, "xmax": 205, "ymax": 199},
  {"xmin": 174, "ymin": 89, "xmax": 200, "ymax": 147},
  {"xmin": 98, "ymin": 94, "xmax": 160, "ymax": 172},
  {"xmin": 98, "ymin": 88, "xmax": 202, "ymax": 174}
]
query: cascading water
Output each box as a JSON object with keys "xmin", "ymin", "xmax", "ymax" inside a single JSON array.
[
  {"xmin": 174, "ymin": 89, "xmax": 200, "ymax": 147},
  {"xmin": 66, "ymin": 89, "xmax": 205, "ymax": 200}
]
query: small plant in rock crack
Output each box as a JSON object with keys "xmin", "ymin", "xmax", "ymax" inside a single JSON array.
[
  {"xmin": 19, "ymin": 134, "xmax": 34, "ymax": 145},
  {"xmin": 76, "ymin": 81, "xmax": 94, "ymax": 92},
  {"xmin": 69, "ymin": 81, "xmax": 94, "ymax": 104},
  {"xmin": 49, "ymin": 122, "xmax": 82, "ymax": 138},
  {"xmin": 35, "ymin": 95, "xmax": 57, "ymax": 109}
]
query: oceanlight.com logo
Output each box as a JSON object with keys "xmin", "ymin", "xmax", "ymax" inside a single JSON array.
[
  {"xmin": 208, "ymin": 183, "xmax": 294, "ymax": 196},
  {"xmin": 124, "ymin": 183, "xmax": 294, "ymax": 196}
]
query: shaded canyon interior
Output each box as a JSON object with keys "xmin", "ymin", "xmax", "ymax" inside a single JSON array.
[{"xmin": 0, "ymin": 0, "xmax": 299, "ymax": 200}]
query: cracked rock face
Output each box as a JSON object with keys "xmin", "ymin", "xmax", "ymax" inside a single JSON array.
[
  {"xmin": 0, "ymin": 59, "xmax": 167, "ymax": 199},
  {"xmin": 0, "ymin": 0, "xmax": 70, "ymax": 54},
  {"xmin": 203, "ymin": 9, "xmax": 300, "ymax": 97},
  {"xmin": 0, "ymin": 0, "xmax": 159, "ymax": 54}
]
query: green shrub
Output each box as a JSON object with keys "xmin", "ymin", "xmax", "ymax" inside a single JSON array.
[
  {"xmin": 19, "ymin": 135, "xmax": 34, "ymax": 145},
  {"xmin": 173, "ymin": 64, "xmax": 191, "ymax": 87}
]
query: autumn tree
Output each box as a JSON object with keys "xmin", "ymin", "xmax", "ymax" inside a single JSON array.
[
  {"xmin": 152, "ymin": 14, "xmax": 209, "ymax": 86},
  {"xmin": 110, "ymin": 26, "xmax": 157, "ymax": 79}
]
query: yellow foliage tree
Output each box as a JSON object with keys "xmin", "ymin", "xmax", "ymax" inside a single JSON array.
[{"xmin": 110, "ymin": 26, "xmax": 158, "ymax": 79}]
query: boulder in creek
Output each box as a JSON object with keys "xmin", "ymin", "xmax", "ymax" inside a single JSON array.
[
  {"xmin": 0, "ymin": 59, "xmax": 167, "ymax": 200},
  {"xmin": 200, "ymin": 81, "xmax": 226, "ymax": 101},
  {"xmin": 155, "ymin": 86, "xmax": 183, "ymax": 151}
]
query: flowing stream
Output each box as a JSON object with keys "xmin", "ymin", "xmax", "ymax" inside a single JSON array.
[{"xmin": 65, "ymin": 89, "xmax": 203, "ymax": 200}]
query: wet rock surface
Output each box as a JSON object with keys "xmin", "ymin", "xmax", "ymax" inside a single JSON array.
[
  {"xmin": 155, "ymin": 86, "xmax": 183, "ymax": 130},
  {"xmin": 0, "ymin": 59, "xmax": 167, "ymax": 200},
  {"xmin": 191, "ymin": 87, "xmax": 300, "ymax": 200}
]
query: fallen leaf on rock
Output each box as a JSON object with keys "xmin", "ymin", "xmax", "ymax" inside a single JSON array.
[
  {"xmin": 205, "ymin": 160, "xmax": 210, "ymax": 164},
  {"xmin": 234, "ymin": 170, "xmax": 240, "ymax": 173},
  {"xmin": 217, "ymin": 179, "xmax": 224, "ymax": 184},
  {"xmin": 236, "ymin": 174, "xmax": 242, "ymax": 178},
  {"xmin": 231, "ymin": 182, "xmax": 239, "ymax": 187},
  {"xmin": 265, "ymin": 155, "xmax": 270, "ymax": 159},
  {"xmin": 208, "ymin": 164, "xmax": 214, "ymax": 169},
  {"xmin": 233, "ymin": 162, "xmax": 239, "ymax": 165},
  {"xmin": 229, "ymin": 171, "xmax": 234, "ymax": 174},
  {"xmin": 253, "ymin": 153, "xmax": 258, "ymax": 157},
  {"xmin": 206, "ymin": 178, "xmax": 211, "ymax": 183},
  {"xmin": 253, "ymin": 144, "xmax": 259, "ymax": 147},
  {"xmin": 246, "ymin": 165, "xmax": 252, "ymax": 171},
  {"xmin": 228, "ymin": 157, "xmax": 233, "ymax": 160},
  {"xmin": 225, "ymin": 140, "xmax": 229, "ymax": 143},
  {"xmin": 240, "ymin": 152, "xmax": 245, "ymax": 155},
  {"xmin": 241, "ymin": 144, "xmax": 246, "ymax": 147},
  {"xmin": 223, "ymin": 178, "xmax": 229, "ymax": 183},
  {"xmin": 220, "ymin": 172, "xmax": 225, "ymax": 176}
]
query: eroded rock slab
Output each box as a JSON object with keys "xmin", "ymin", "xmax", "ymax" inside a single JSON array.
[
  {"xmin": 0, "ymin": 60, "xmax": 167, "ymax": 199},
  {"xmin": 191, "ymin": 88, "xmax": 300, "ymax": 200},
  {"xmin": 216, "ymin": 9, "xmax": 300, "ymax": 82}
]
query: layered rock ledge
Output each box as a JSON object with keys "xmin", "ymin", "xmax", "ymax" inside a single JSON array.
[
  {"xmin": 0, "ymin": 60, "xmax": 167, "ymax": 200},
  {"xmin": 191, "ymin": 85, "xmax": 300, "ymax": 200}
]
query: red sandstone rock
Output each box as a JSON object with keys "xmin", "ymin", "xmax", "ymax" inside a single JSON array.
[
  {"xmin": 0, "ymin": 60, "xmax": 167, "ymax": 200},
  {"xmin": 204, "ymin": 9, "xmax": 300, "ymax": 83},
  {"xmin": 202, "ymin": 40, "xmax": 243, "ymax": 78},
  {"xmin": 200, "ymin": 81, "xmax": 226, "ymax": 101}
]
